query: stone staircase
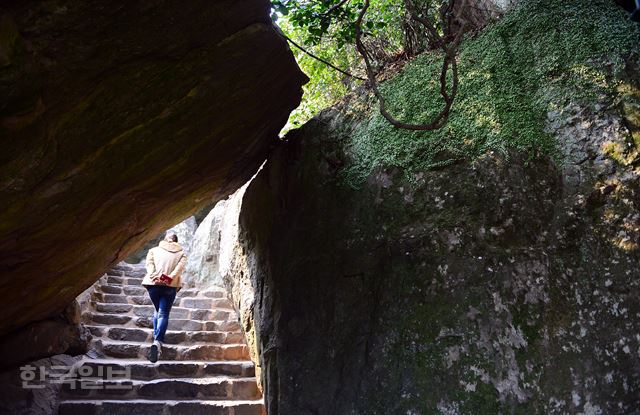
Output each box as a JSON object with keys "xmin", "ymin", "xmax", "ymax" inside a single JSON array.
[{"xmin": 59, "ymin": 263, "xmax": 265, "ymax": 415}]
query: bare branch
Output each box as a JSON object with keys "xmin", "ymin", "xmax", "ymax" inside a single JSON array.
[
  {"xmin": 355, "ymin": 0, "xmax": 469, "ymax": 131},
  {"xmin": 404, "ymin": 0, "xmax": 442, "ymax": 47},
  {"xmin": 322, "ymin": 0, "xmax": 351, "ymax": 17}
]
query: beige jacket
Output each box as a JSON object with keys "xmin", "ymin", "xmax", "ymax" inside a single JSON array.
[{"xmin": 141, "ymin": 240, "xmax": 186, "ymax": 290}]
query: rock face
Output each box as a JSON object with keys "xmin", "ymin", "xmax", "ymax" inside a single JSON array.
[
  {"xmin": 0, "ymin": 354, "xmax": 82, "ymax": 415},
  {"xmin": 167, "ymin": 216, "xmax": 198, "ymax": 257},
  {"xmin": 182, "ymin": 180, "xmax": 251, "ymax": 290},
  {"xmin": 453, "ymin": 0, "xmax": 508, "ymax": 31},
  {"xmin": 0, "ymin": 0, "xmax": 307, "ymax": 336},
  {"xmin": 0, "ymin": 308, "xmax": 90, "ymax": 370},
  {"xmin": 126, "ymin": 215, "xmax": 198, "ymax": 264},
  {"xmin": 182, "ymin": 201, "xmax": 228, "ymax": 288},
  {"xmin": 224, "ymin": 60, "xmax": 640, "ymax": 415}
]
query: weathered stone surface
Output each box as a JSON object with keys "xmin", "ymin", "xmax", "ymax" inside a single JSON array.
[
  {"xmin": 0, "ymin": 0, "xmax": 307, "ymax": 336},
  {"xmin": 110, "ymin": 263, "xmax": 147, "ymax": 279},
  {"xmin": 91, "ymin": 314, "xmax": 132, "ymax": 326},
  {"xmin": 106, "ymin": 275, "xmax": 143, "ymax": 286},
  {"xmin": 199, "ymin": 289, "xmax": 226, "ymax": 299},
  {"xmin": 122, "ymin": 286, "xmax": 145, "ymax": 296},
  {"xmin": 98, "ymin": 284, "xmax": 122, "ymax": 295},
  {"xmin": 453, "ymin": 0, "xmax": 507, "ymax": 32},
  {"xmin": 99, "ymin": 401, "xmax": 165, "ymax": 415},
  {"xmin": 183, "ymin": 201, "xmax": 228, "ymax": 287},
  {"xmin": 107, "ymin": 327, "xmax": 147, "ymax": 343},
  {"xmin": 129, "ymin": 296, "xmax": 153, "ymax": 306},
  {"xmin": 224, "ymin": 66, "xmax": 640, "ymax": 415},
  {"xmin": 180, "ymin": 298, "xmax": 213, "ymax": 309},
  {"xmin": 61, "ymin": 299, "xmax": 82, "ymax": 325},
  {"xmin": 0, "ymin": 354, "xmax": 81, "ymax": 415},
  {"xmin": 167, "ymin": 216, "xmax": 198, "ymax": 257},
  {"xmin": 92, "ymin": 293, "xmax": 129, "ymax": 304},
  {"xmin": 0, "ymin": 316, "xmax": 90, "ymax": 370},
  {"xmin": 176, "ymin": 288, "xmax": 201, "ymax": 298},
  {"xmin": 94, "ymin": 303, "xmax": 132, "ymax": 314},
  {"xmin": 126, "ymin": 215, "xmax": 198, "ymax": 264}
]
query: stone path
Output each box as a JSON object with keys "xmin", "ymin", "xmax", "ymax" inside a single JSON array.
[{"xmin": 59, "ymin": 263, "xmax": 265, "ymax": 415}]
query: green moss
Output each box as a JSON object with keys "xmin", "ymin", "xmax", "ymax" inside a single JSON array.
[
  {"xmin": 603, "ymin": 141, "xmax": 633, "ymax": 165},
  {"xmin": 457, "ymin": 380, "xmax": 501, "ymax": 414},
  {"xmin": 342, "ymin": 0, "xmax": 640, "ymax": 187}
]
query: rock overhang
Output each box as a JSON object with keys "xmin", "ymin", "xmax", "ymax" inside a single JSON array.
[{"xmin": 0, "ymin": 0, "xmax": 309, "ymax": 336}]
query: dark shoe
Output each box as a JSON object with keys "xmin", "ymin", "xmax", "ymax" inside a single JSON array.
[{"xmin": 148, "ymin": 343, "xmax": 158, "ymax": 363}]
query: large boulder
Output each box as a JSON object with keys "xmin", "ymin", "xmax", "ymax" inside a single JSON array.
[
  {"xmin": 0, "ymin": 307, "xmax": 90, "ymax": 370},
  {"xmin": 0, "ymin": 0, "xmax": 307, "ymax": 336},
  {"xmin": 125, "ymin": 215, "xmax": 198, "ymax": 264},
  {"xmin": 221, "ymin": 5, "xmax": 640, "ymax": 412},
  {"xmin": 182, "ymin": 201, "xmax": 228, "ymax": 288},
  {"xmin": 231, "ymin": 99, "xmax": 640, "ymax": 414},
  {"xmin": 183, "ymin": 181, "xmax": 250, "ymax": 289},
  {"xmin": 167, "ymin": 216, "xmax": 198, "ymax": 257}
]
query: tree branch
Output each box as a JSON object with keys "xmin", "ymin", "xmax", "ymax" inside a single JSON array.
[
  {"xmin": 354, "ymin": 0, "xmax": 468, "ymax": 131},
  {"xmin": 322, "ymin": 0, "xmax": 351, "ymax": 17},
  {"xmin": 275, "ymin": 25, "xmax": 367, "ymax": 81}
]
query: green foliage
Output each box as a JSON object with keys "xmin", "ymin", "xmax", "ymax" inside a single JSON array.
[
  {"xmin": 276, "ymin": 0, "xmax": 414, "ymax": 129},
  {"xmin": 278, "ymin": 18, "xmax": 355, "ymax": 129},
  {"xmin": 272, "ymin": 0, "xmax": 405, "ymax": 46},
  {"xmin": 341, "ymin": 0, "xmax": 640, "ymax": 186}
]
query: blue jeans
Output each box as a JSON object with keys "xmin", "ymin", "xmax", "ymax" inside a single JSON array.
[{"xmin": 145, "ymin": 285, "xmax": 177, "ymax": 342}]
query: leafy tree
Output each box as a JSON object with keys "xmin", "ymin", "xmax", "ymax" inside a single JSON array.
[{"xmin": 273, "ymin": 0, "xmax": 473, "ymax": 131}]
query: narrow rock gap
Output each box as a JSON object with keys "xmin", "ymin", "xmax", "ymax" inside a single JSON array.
[{"xmin": 59, "ymin": 175, "xmax": 267, "ymax": 414}]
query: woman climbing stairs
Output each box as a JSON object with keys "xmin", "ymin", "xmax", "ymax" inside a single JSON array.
[{"xmin": 58, "ymin": 263, "xmax": 265, "ymax": 415}]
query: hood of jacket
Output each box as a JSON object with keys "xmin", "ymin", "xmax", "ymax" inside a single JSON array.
[{"xmin": 159, "ymin": 240, "xmax": 183, "ymax": 253}]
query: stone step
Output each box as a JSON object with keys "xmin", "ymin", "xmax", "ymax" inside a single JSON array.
[
  {"xmin": 94, "ymin": 339, "xmax": 250, "ymax": 361},
  {"xmin": 96, "ymin": 285, "xmax": 235, "ymax": 308},
  {"xmin": 101, "ymin": 276, "xmax": 227, "ymax": 295},
  {"xmin": 84, "ymin": 313, "xmax": 241, "ymax": 332},
  {"xmin": 134, "ymin": 317, "xmax": 241, "ymax": 332},
  {"xmin": 109, "ymin": 264, "xmax": 147, "ymax": 277},
  {"xmin": 85, "ymin": 326, "xmax": 246, "ymax": 345},
  {"xmin": 91, "ymin": 292, "xmax": 144, "ymax": 304},
  {"xmin": 98, "ymin": 285, "xmax": 205, "ymax": 299},
  {"xmin": 91, "ymin": 302, "xmax": 233, "ymax": 321},
  {"xmin": 61, "ymin": 376, "xmax": 261, "ymax": 401},
  {"xmin": 195, "ymin": 289, "xmax": 228, "ymax": 299},
  {"xmin": 84, "ymin": 312, "xmax": 133, "ymax": 326},
  {"xmin": 74, "ymin": 266, "xmax": 259, "ymax": 411},
  {"xmin": 90, "ymin": 292, "xmax": 225, "ymax": 309},
  {"xmin": 97, "ymin": 284, "xmax": 146, "ymax": 296},
  {"xmin": 105, "ymin": 275, "xmax": 144, "ymax": 286},
  {"xmin": 97, "ymin": 285, "xmax": 220, "ymax": 299},
  {"xmin": 70, "ymin": 359, "xmax": 255, "ymax": 381},
  {"xmin": 59, "ymin": 399, "xmax": 266, "ymax": 415}
]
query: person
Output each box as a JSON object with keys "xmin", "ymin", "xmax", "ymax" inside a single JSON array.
[{"xmin": 141, "ymin": 232, "xmax": 186, "ymax": 363}]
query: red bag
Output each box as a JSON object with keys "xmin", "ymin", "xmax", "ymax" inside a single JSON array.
[{"xmin": 157, "ymin": 274, "xmax": 173, "ymax": 285}]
